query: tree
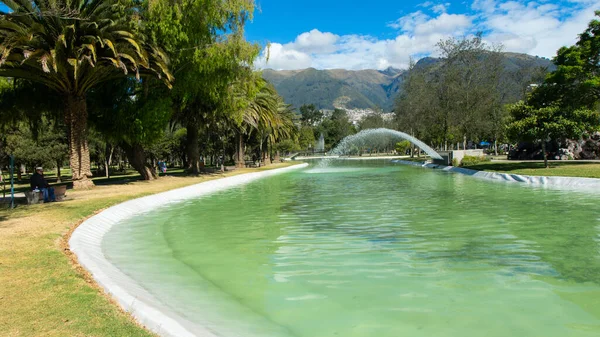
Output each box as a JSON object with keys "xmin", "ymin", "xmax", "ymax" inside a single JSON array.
[
  {"xmin": 395, "ymin": 59, "xmax": 433, "ymax": 155},
  {"xmin": 436, "ymin": 34, "xmax": 504, "ymax": 150},
  {"xmin": 0, "ymin": 1, "xmax": 172, "ymax": 188},
  {"xmin": 298, "ymin": 126, "xmax": 316, "ymax": 151},
  {"xmin": 529, "ymin": 12, "xmax": 600, "ymax": 114},
  {"xmin": 4, "ymin": 121, "xmax": 68, "ymax": 177},
  {"xmin": 239, "ymin": 77, "xmax": 295, "ymax": 165},
  {"xmin": 146, "ymin": 0, "xmax": 258, "ymax": 174},
  {"xmin": 507, "ymin": 102, "xmax": 598, "ymax": 167},
  {"xmin": 509, "ymin": 12, "xmax": 600, "ymax": 167},
  {"xmin": 317, "ymin": 108, "xmax": 355, "ymax": 150},
  {"xmin": 270, "ymin": 96, "xmax": 298, "ymax": 161},
  {"xmin": 299, "ymin": 104, "xmax": 323, "ymax": 126},
  {"xmin": 358, "ymin": 112, "xmax": 388, "ymax": 130},
  {"xmin": 395, "ymin": 36, "xmax": 505, "ymax": 151},
  {"xmin": 395, "ymin": 140, "xmax": 411, "ymax": 155},
  {"xmin": 88, "ymin": 77, "xmax": 171, "ymax": 180}
]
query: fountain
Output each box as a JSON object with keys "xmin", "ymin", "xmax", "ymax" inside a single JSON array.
[
  {"xmin": 331, "ymin": 128, "xmax": 443, "ymax": 159},
  {"xmin": 316, "ymin": 133, "xmax": 325, "ymax": 152}
]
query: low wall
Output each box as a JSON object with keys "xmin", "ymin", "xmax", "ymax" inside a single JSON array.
[
  {"xmin": 69, "ymin": 163, "xmax": 309, "ymax": 337},
  {"xmin": 435, "ymin": 150, "xmax": 484, "ymax": 166},
  {"xmin": 451, "ymin": 149, "xmax": 484, "ymax": 165},
  {"xmin": 392, "ymin": 159, "xmax": 600, "ymax": 190}
]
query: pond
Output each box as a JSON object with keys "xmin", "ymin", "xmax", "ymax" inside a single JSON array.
[{"xmin": 103, "ymin": 160, "xmax": 600, "ymax": 337}]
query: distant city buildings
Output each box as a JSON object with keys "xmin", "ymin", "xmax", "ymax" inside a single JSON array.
[{"xmin": 322, "ymin": 106, "xmax": 394, "ymax": 125}]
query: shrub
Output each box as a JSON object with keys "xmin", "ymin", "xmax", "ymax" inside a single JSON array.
[
  {"xmin": 395, "ymin": 140, "xmax": 411, "ymax": 155},
  {"xmin": 460, "ymin": 155, "xmax": 490, "ymax": 167}
]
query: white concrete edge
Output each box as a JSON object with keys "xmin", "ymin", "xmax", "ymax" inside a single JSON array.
[
  {"xmin": 391, "ymin": 159, "xmax": 600, "ymax": 191},
  {"xmin": 69, "ymin": 163, "xmax": 309, "ymax": 337},
  {"xmin": 295, "ymin": 156, "xmax": 408, "ymax": 160}
]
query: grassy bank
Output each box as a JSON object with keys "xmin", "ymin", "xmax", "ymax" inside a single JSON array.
[
  {"xmin": 463, "ymin": 161, "xmax": 600, "ymax": 179},
  {"xmin": 0, "ymin": 162, "xmax": 298, "ymax": 337}
]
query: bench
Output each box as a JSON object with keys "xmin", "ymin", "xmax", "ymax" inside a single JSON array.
[
  {"xmin": 245, "ymin": 160, "xmax": 259, "ymax": 168},
  {"xmin": 25, "ymin": 185, "xmax": 67, "ymax": 204}
]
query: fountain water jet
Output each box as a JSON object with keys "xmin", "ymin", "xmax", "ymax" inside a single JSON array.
[{"xmin": 331, "ymin": 128, "xmax": 443, "ymax": 160}]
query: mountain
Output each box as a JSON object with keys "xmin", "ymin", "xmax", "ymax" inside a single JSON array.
[
  {"xmin": 262, "ymin": 53, "xmax": 555, "ymax": 112},
  {"xmin": 262, "ymin": 67, "xmax": 404, "ymax": 111}
]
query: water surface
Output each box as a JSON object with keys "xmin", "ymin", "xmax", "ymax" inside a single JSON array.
[{"xmin": 104, "ymin": 160, "xmax": 600, "ymax": 337}]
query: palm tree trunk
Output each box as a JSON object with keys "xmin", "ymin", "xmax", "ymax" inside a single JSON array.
[
  {"xmin": 186, "ymin": 120, "xmax": 200, "ymax": 175},
  {"xmin": 235, "ymin": 132, "xmax": 245, "ymax": 168},
  {"xmin": 65, "ymin": 95, "xmax": 94, "ymax": 189},
  {"xmin": 263, "ymin": 139, "xmax": 271, "ymax": 165}
]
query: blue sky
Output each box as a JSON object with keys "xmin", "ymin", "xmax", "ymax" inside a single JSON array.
[
  {"xmin": 246, "ymin": 1, "xmax": 471, "ymax": 43},
  {"xmin": 3, "ymin": 1, "xmax": 598, "ymax": 70},
  {"xmin": 247, "ymin": 0, "xmax": 600, "ymax": 70}
]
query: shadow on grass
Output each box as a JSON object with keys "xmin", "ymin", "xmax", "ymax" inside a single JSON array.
[{"xmin": 4, "ymin": 167, "xmax": 241, "ymax": 196}]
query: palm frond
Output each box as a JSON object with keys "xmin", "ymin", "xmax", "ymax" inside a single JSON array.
[{"xmin": 0, "ymin": 0, "xmax": 173, "ymax": 96}]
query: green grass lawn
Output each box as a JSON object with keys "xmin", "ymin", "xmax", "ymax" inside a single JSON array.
[
  {"xmin": 0, "ymin": 162, "xmax": 299, "ymax": 336},
  {"xmin": 463, "ymin": 161, "xmax": 600, "ymax": 178}
]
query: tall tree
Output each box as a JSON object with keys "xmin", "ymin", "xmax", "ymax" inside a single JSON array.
[
  {"xmin": 436, "ymin": 34, "xmax": 504, "ymax": 150},
  {"xmin": 146, "ymin": 0, "xmax": 258, "ymax": 174},
  {"xmin": 395, "ymin": 36, "xmax": 505, "ymax": 151},
  {"xmin": 508, "ymin": 12, "xmax": 600, "ymax": 167},
  {"xmin": 394, "ymin": 59, "xmax": 433, "ymax": 155},
  {"xmin": 530, "ymin": 11, "xmax": 600, "ymax": 112},
  {"xmin": 0, "ymin": 0, "xmax": 172, "ymax": 188}
]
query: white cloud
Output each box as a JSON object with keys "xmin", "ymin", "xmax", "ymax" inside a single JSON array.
[
  {"xmin": 288, "ymin": 29, "xmax": 339, "ymax": 54},
  {"xmin": 413, "ymin": 13, "xmax": 472, "ymax": 35},
  {"xmin": 258, "ymin": 0, "xmax": 600, "ymax": 71},
  {"xmin": 477, "ymin": 0, "xmax": 600, "ymax": 57},
  {"xmin": 432, "ymin": 3, "xmax": 450, "ymax": 14},
  {"xmin": 257, "ymin": 43, "xmax": 312, "ymax": 70}
]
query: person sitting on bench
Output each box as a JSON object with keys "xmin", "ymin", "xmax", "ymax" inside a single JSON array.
[{"xmin": 30, "ymin": 167, "xmax": 55, "ymax": 202}]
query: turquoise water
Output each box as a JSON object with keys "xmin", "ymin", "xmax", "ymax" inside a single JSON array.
[{"xmin": 104, "ymin": 160, "xmax": 600, "ymax": 337}]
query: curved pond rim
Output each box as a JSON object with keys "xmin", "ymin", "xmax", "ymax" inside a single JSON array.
[
  {"xmin": 392, "ymin": 159, "xmax": 600, "ymax": 191},
  {"xmin": 69, "ymin": 163, "xmax": 309, "ymax": 337}
]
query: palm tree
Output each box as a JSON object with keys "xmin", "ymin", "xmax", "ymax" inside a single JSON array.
[
  {"xmin": 0, "ymin": 1, "xmax": 172, "ymax": 188},
  {"xmin": 236, "ymin": 77, "xmax": 298, "ymax": 166},
  {"xmin": 239, "ymin": 79, "xmax": 278, "ymax": 165},
  {"xmin": 270, "ymin": 97, "xmax": 298, "ymax": 161}
]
